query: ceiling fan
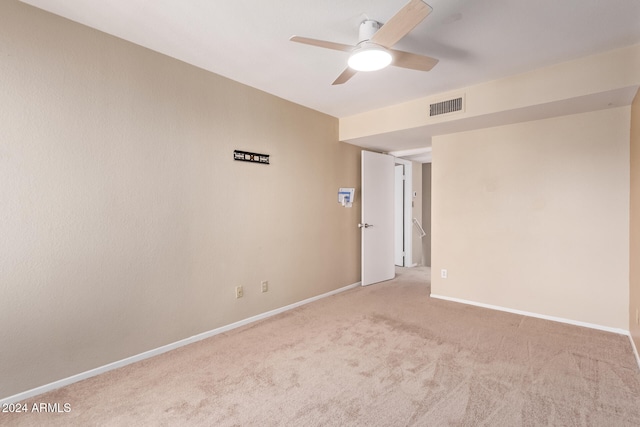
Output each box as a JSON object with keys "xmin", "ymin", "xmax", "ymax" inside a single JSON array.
[{"xmin": 290, "ymin": 0, "xmax": 439, "ymax": 85}]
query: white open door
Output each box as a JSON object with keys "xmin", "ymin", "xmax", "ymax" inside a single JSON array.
[{"xmin": 361, "ymin": 151, "xmax": 395, "ymax": 286}]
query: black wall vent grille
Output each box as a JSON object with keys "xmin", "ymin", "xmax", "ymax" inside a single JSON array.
[{"xmin": 429, "ymin": 97, "xmax": 463, "ymax": 117}]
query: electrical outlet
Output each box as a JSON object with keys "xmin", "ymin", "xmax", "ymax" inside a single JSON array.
[
  {"xmin": 235, "ymin": 286, "xmax": 243, "ymax": 299},
  {"xmin": 261, "ymin": 280, "xmax": 268, "ymax": 293},
  {"xmin": 441, "ymin": 269, "xmax": 448, "ymax": 279}
]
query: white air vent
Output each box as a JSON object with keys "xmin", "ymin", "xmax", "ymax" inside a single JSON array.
[{"xmin": 429, "ymin": 96, "xmax": 464, "ymax": 117}]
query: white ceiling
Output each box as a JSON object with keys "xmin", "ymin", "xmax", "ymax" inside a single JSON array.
[{"xmin": 20, "ymin": 0, "xmax": 640, "ymax": 156}]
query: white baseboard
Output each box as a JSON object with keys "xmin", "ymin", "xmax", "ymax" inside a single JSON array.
[
  {"xmin": 431, "ymin": 293, "xmax": 640, "ymax": 373},
  {"xmin": 430, "ymin": 293, "xmax": 630, "ymax": 336},
  {"xmin": 1, "ymin": 281, "xmax": 361, "ymax": 405}
]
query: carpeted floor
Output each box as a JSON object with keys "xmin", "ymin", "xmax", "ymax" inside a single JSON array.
[{"xmin": 2, "ymin": 267, "xmax": 640, "ymax": 426}]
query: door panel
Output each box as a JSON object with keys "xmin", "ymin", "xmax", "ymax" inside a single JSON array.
[{"xmin": 361, "ymin": 151, "xmax": 395, "ymax": 286}]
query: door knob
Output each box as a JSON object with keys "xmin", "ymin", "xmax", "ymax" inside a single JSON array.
[{"xmin": 358, "ymin": 223, "xmax": 373, "ymax": 228}]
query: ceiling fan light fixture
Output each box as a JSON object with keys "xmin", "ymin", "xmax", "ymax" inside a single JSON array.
[{"xmin": 347, "ymin": 43, "xmax": 392, "ymax": 72}]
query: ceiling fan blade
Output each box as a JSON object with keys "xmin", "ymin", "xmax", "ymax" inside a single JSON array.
[
  {"xmin": 289, "ymin": 36, "xmax": 354, "ymax": 53},
  {"xmin": 390, "ymin": 49, "xmax": 438, "ymax": 71},
  {"xmin": 371, "ymin": 0, "xmax": 432, "ymax": 48},
  {"xmin": 332, "ymin": 67, "xmax": 358, "ymax": 85}
]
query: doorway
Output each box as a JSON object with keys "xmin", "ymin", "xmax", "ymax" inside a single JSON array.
[{"xmin": 393, "ymin": 158, "xmax": 413, "ymax": 267}]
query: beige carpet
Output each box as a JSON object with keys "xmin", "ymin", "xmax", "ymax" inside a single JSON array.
[{"xmin": 2, "ymin": 267, "xmax": 640, "ymax": 426}]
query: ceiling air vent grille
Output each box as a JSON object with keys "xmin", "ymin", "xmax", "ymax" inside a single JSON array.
[{"xmin": 429, "ymin": 97, "xmax": 463, "ymax": 117}]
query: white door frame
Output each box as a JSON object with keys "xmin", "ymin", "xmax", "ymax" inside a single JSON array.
[
  {"xmin": 394, "ymin": 158, "xmax": 413, "ymax": 267},
  {"xmin": 394, "ymin": 164, "xmax": 405, "ymax": 266}
]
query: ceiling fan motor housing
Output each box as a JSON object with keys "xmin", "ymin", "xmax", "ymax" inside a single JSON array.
[
  {"xmin": 359, "ymin": 20, "xmax": 382, "ymax": 43},
  {"xmin": 349, "ymin": 19, "xmax": 392, "ymax": 72}
]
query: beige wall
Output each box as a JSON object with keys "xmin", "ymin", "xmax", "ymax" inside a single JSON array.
[
  {"xmin": 432, "ymin": 107, "xmax": 630, "ymax": 330},
  {"xmin": 0, "ymin": 1, "xmax": 361, "ymax": 399},
  {"xmin": 631, "ymin": 90, "xmax": 640, "ymax": 349}
]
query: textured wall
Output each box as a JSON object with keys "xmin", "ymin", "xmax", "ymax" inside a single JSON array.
[
  {"xmin": 630, "ymin": 90, "xmax": 640, "ymax": 350},
  {"xmin": 431, "ymin": 108, "xmax": 630, "ymax": 329},
  {"xmin": 0, "ymin": 1, "xmax": 361, "ymax": 399}
]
